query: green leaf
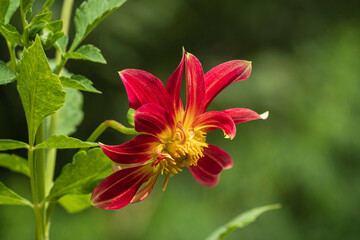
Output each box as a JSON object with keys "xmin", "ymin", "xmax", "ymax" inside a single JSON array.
[
  {"xmin": 59, "ymin": 193, "xmax": 92, "ymax": 213},
  {"xmin": 66, "ymin": 44, "xmax": 106, "ymax": 64},
  {"xmin": 17, "ymin": 36, "xmax": 66, "ymax": 145},
  {"xmin": 0, "ymin": 60, "xmax": 16, "ymax": 85},
  {"xmin": 205, "ymin": 204, "xmax": 281, "ymax": 240},
  {"xmin": 48, "ymin": 148, "xmax": 112, "ymax": 201},
  {"xmin": 0, "ymin": 23, "xmax": 22, "ymax": 45},
  {"xmin": 55, "ymin": 88, "xmax": 83, "ymax": 136},
  {"xmin": 70, "ymin": 0, "xmax": 126, "ymax": 50},
  {"xmin": 60, "ymin": 75, "xmax": 101, "ymax": 94},
  {"xmin": 54, "ymin": 35, "xmax": 68, "ymax": 56},
  {"xmin": 0, "ymin": 182, "xmax": 32, "ymax": 206},
  {"xmin": 0, "ymin": 0, "xmax": 10, "ymax": 23},
  {"xmin": 20, "ymin": 0, "xmax": 35, "ymax": 20},
  {"xmin": 34, "ymin": 135, "xmax": 98, "ymax": 150},
  {"xmin": 4, "ymin": 0, "xmax": 19, "ymax": 24},
  {"xmin": 127, "ymin": 108, "xmax": 135, "ymax": 127},
  {"xmin": 0, "ymin": 139, "xmax": 29, "ymax": 151},
  {"xmin": 0, "ymin": 153, "xmax": 30, "ymax": 177},
  {"xmin": 28, "ymin": 11, "xmax": 52, "ymax": 28}
]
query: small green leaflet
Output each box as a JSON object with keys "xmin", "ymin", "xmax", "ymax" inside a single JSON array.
[
  {"xmin": 20, "ymin": 0, "xmax": 35, "ymax": 20},
  {"xmin": 127, "ymin": 108, "xmax": 135, "ymax": 127},
  {"xmin": 55, "ymin": 88, "xmax": 83, "ymax": 136},
  {"xmin": 34, "ymin": 135, "xmax": 98, "ymax": 149},
  {"xmin": 0, "ymin": 153, "xmax": 30, "ymax": 177},
  {"xmin": 0, "ymin": 139, "xmax": 29, "ymax": 151},
  {"xmin": 48, "ymin": 148, "xmax": 112, "ymax": 201},
  {"xmin": 4, "ymin": 0, "xmax": 20, "ymax": 24},
  {"xmin": 59, "ymin": 193, "xmax": 92, "ymax": 214},
  {"xmin": 0, "ymin": 61, "xmax": 16, "ymax": 85},
  {"xmin": 205, "ymin": 204, "xmax": 281, "ymax": 240},
  {"xmin": 41, "ymin": 0, "xmax": 55, "ymax": 12},
  {"xmin": 66, "ymin": 44, "xmax": 106, "ymax": 64},
  {"xmin": 17, "ymin": 36, "xmax": 66, "ymax": 145},
  {"xmin": 70, "ymin": 0, "xmax": 126, "ymax": 50},
  {"xmin": 0, "ymin": 182, "xmax": 32, "ymax": 206},
  {"xmin": 0, "ymin": 0, "xmax": 9, "ymax": 23},
  {"xmin": 0, "ymin": 23, "xmax": 23, "ymax": 45},
  {"xmin": 60, "ymin": 75, "xmax": 101, "ymax": 94}
]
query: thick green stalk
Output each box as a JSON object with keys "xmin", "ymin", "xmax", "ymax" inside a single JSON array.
[
  {"xmin": 19, "ymin": 1, "xmax": 29, "ymax": 47},
  {"xmin": 46, "ymin": 0, "xmax": 75, "ymax": 192},
  {"xmin": 29, "ymin": 123, "xmax": 47, "ymax": 240}
]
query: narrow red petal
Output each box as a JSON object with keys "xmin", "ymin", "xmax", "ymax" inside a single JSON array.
[
  {"xmin": 183, "ymin": 52, "xmax": 205, "ymax": 128},
  {"xmin": 135, "ymin": 103, "xmax": 175, "ymax": 138},
  {"xmin": 166, "ymin": 49, "xmax": 185, "ymax": 118},
  {"xmin": 188, "ymin": 144, "xmax": 233, "ymax": 187},
  {"xmin": 99, "ymin": 135, "xmax": 160, "ymax": 164},
  {"xmin": 130, "ymin": 174, "xmax": 158, "ymax": 203},
  {"xmin": 119, "ymin": 69, "xmax": 175, "ymax": 117},
  {"xmin": 204, "ymin": 60, "xmax": 252, "ymax": 111},
  {"xmin": 193, "ymin": 111, "xmax": 236, "ymax": 139},
  {"xmin": 91, "ymin": 164, "xmax": 154, "ymax": 210},
  {"xmin": 223, "ymin": 108, "xmax": 266, "ymax": 124}
]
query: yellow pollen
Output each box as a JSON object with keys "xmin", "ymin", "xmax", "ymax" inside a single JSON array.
[{"xmin": 153, "ymin": 122, "xmax": 208, "ymax": 191}]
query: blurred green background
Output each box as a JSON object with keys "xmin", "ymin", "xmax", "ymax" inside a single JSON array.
[{"xmin": 1, "ymin": 0, "xmax": 360, "ymax": 239}]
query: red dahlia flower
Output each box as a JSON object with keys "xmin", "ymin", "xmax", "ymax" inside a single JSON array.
[{"xmin": 91, "ymin": 50, "xmax": 268, "ymax": 209}]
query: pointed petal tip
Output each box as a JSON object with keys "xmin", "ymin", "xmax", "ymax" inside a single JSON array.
[{"xmin": 260, "ymin": 111, "xmax": 269, "ymax": 120}]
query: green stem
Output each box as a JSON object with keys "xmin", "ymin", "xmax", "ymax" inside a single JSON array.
[
  {"xmin": 44, "ymin": 0, "xmax": 75, "ymax": 235},
  {"xmin": 54, "ymin": 0, "xmax": 74, "ymax": 75},
  {"xmin": 87, "ymin": 120, "xmax": 140, "ymax": 142},
  {"xmin": 29, "ymin": 123, "xmax": 47, "ymax": 240},
  {"xmin": 6, "ymin": 40, "xmax": 17, "ymax": 72}
]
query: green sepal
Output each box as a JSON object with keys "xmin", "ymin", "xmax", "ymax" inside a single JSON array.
[
  {"xmin": 34, "ymin": 135, "xmax": 98, "ymax": 149},
  {"xmin": 0, "ymin": 139, "xmax": 29, "ymax": 151},
  {"xmin": 0, "ymin": 181, "xmax": 32, "ymax": 206},
  {"xmin": 0, "ymin": 60, "xmax": 16, "ymax": 85},
  {"xmin": 66, "ymin": 44, "xmax": 106, "ymax": 64},
  {"xmin": 127, "ymin": 108, "xmax": 135, "ymax": 127},
  {"xmin": 0, "ymin": 153, "xmax": 30, "ymax": 177},
  {"xmin": 60, "ymin": 75, "xmax": 101, "ymax": 94},
  {"xmin": 17, "ymin": 35, "xmax": 66, "ymax": 145},
  {"xmin": 206, "ymin": 204, "xmax": 281, "ymax": 240},
  {"xmin": 47, "ymin": 148, "xmax": 112, "ymax": 201}
]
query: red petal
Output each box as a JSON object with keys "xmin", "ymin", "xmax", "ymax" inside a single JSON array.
[
  {"xmin": 99, "ymin": 135, "xmax": 160, "ymax": 164},
  {"xmin": 204, "ymin": 60, "xmax": 251, "ymax": 111},
  {"xmin": 188, "ymin": 144, "xmax": 233, "ymax": 187},
  {"xmin": 193, "ymin": 111, "xmax": 236, "ymax": 139},
  {"xmin": 119, "ymin": 69, "xmax": 174, "ymax": 116},
  {"xmin": 131, "ymin": 174, "xmax": 158, "ymax": 203},
  {"xmin": 91, "ymin": 164, "xmax": 155, "ymax": 210},
  {"xmin": 223, "ymin": 108, "xmax": 266, "ymax": 124},
  {"xmin": 135, "ymin": 103, "xmax": 175, "ymax": 138},
  {"xmin": 166, "ymin": 49, "xmax": 185, "ymax": 119},
  {"xmin": 183, "ymin": 52, "xmax": 205, "ymax": 128}
]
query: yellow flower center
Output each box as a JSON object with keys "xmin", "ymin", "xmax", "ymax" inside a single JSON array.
[{"xmin": 153, "ymin": 122, "xmax": 208, "ymax": 190}]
